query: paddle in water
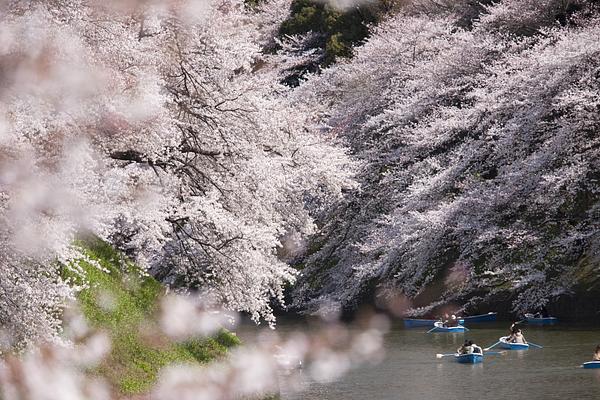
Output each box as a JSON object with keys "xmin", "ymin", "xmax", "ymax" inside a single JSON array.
[
  {"xmin": 436, "ymin": 353, "xmax": 457, "ymax": 358},
  {"xmin": 528, "ymin": 342, "xmax": 543, "ymax": 349},
  {"xmin": 484, "ymin": 341, "xmax": 501, "ymax": 351},
  {"xmin": 484, "ymin": 351, "xmax": 506, "ymax": 355}
]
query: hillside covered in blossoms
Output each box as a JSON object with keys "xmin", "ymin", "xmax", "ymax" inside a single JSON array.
[{"xmin": 289, "ymin": 0, "xmax": 600, "ymax": 319}]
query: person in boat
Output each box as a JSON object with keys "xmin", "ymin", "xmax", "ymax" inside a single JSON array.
[
  {"xmin": 508, "ymin": 322, "xmax": 519, "ymax": 339},
  {"xmin": 444, "ymin": 314, "xmax": 459, "ymax": 327},
  {"xmin": 457, "ymin": 340, "xmax": 482, "ymax": 355},
  {"xmin": 469, "ymin": 340, "xmax": 483, "ymax": 354},
  {"xmin": 440, "ymin": 313, "xmax": 449, "ymax": 327},
  {"xmin": 593, "ymin": 345, "xmax": 600, "ymax": 361},
  {"xmin": 458, "ymin": 340, "xmax": 472, "ymax": 355},
  {"xmin": 507, "ymin": 323, "xmax": 517, "ymax": 340},
  {"xmin": 508, "ymin": 325, "xmax": 527, "ymax": 344},
  {"xmin": 534, "ymin": 305, "xmax": 550, "ymax": 318}
]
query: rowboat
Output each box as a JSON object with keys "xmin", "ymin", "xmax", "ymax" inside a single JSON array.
[
  {"xmin": 462, "ymin": 312, "xmax": 497, "ymax": 323},
  {"xmin": 498, "ymin": 336, "xmax": 529, "ymax": 350},
  {"xmin": 582, "ymin": 361, "xmax": 600, "ymax": 369},
  {"xmin": 403, "ymin": 318, "xmax": 437, "ymax": 328},
  {"xmin": 404, "ymin": 312, "xmax": 496, "ymax": 328},
  {"xmin": 455, "ymin": 353, "xmax": 483, "ymax": 364},
  {"xmin": 428, "ymin": 321, "xmax": 466, "ymax": 333},
  {"xmin": 524, "ymin": 314, "xmax": 558, "ymax": 325}
]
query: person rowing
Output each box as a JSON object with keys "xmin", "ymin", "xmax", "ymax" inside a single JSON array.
[
  {"xmin": 470, "ymin": 340, "xmax": 483, "ymax": 354},
  {"xmin": 457, "ymin": 340, "xmax": 482, "ymax": 355},
  {"xmin": 458, "ymin": 340, "xmax": 471, "ymax": 354},
  {"xmin": 440, "ymin": 313, "xmax": 448, "ymax": 327},
  {"xmin": 533, "ymin": 305, "xmax": 550, "ymax": 318},
  {"xmin": 508, "ymin": 323, "xmax": 527, "ymax": 344},
  {"xmin": 443, "ymin": 314, "xmax": 459, "ymax": 327},
  {"xmin": 593, "ymin": 345, "xmax": 600, "ymax": 361}
]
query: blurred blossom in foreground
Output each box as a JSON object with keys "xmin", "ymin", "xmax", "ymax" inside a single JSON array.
[
  {"xmin": 156, "ymin": 308, "xmax": 390, "ymax": 399},
  {"xmin": 160, "ymin": 294, "xmax": 238, "ymax": 341},
  {"xmin": 155, "ymin": 348, "xmax": 279, "ymax": 400},
  {"xmin": 0, "ymin": 297, "xmax": 389, "ymax": 399},
  {"xmin": 0, "ymin": 336, "xmax": 111, "ymax": 400}
]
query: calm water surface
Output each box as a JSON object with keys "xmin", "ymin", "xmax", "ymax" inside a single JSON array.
[{"xmin": 245, "ymin": 320, "xmax": 600, "ymax": 400}]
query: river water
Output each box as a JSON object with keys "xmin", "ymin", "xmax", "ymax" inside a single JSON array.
[{"xmin": 261, "ymin": 320, "xmax": 600, "ymax": 400}]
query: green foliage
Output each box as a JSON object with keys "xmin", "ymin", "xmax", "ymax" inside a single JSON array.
[
  {"xmin": 64, "ymin": 239, "xmax": 239, "ymax": 395},
  {"xmin": 279, "ymin": 0, "xmax": 378, "ymax": 66},
  {"xmin": 325, "ymin": 32, "xmax": 352, "ymax": 59},
  {"xmin": 216, "ymin": 329, "xmax": 243, "ymax": 347},
  {"xmin": 245, "ymin": 0, "xmax": 263, "ymax": 8}
]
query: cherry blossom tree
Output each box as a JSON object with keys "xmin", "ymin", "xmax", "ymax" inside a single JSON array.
[
  {"xmin": 291, "ymin": 0, "xmax": 600, "ymax": 316},
  {"xmin": 0, "ymin": 0, "xmax": 354, "ymax": 346}
]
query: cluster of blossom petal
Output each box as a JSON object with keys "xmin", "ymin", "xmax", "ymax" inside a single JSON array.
[
  {"xmin": 291, "ymin": 0, "xmax": 600, "ymax": 315},
  {"xmin": 0, "ymin": 0, "xmax": 355, "ymax": 343}
]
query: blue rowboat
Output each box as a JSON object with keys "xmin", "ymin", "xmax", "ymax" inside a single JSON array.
[
  {"xmin": 455, "ymin": 353, "xmax": 483, "ymax": 364},
  {"xmin": 429, "ymin": 322, "xmax": 466, "ymax": 333},
  {"xmin": 524, "ymin": 314, "xmax": 558, "ymax": 325},
  {"xmin": 498, "ymin": 336, "xmax": 529, "ymax": 350},
  {"xmin": 403, "ymin": 318, "xmax": 437, "ymax": 328},
  {"xmin": 462, "ymin": 312, "xmax": 497, "ymax": 323},
  {"xmin": 582, "ymin": 361, "xmax": 600, "ymax": 369},
  {"xmin": 405, "ymin": 312, "xmax": 496, "ymax": 328},
  {"xmin": 405, "ymin": 317, "xmax": 466, "ymax": 328}
]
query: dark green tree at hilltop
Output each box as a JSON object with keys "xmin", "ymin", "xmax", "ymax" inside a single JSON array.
[
  {"xmin": 280, "ymin": 0, "xmax": 375, "ymax": 63},
  {"xmin": 276, "ymin": 0, "xmax": 389, "ymax": 85}
]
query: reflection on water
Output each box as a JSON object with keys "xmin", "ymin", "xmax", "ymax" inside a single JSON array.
[{"xmin": 262, "ymin": 321, "xmax": 600, "ymax": 400}]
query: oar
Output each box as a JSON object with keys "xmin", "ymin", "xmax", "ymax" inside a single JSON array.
[
  {"xmin": 427, "ymin": 326, "xmax": 438, "ymax": 333},
  {"xmin": 484, "ymin": 341, "xmax": 501, "ymax": 351},
  {"xmin": 463, "ymin": 326, "xmax": 470, "ymax": 332},
  {"xmin": 484, "ymin": 351, "xmax": 506, "ymax": 356},
  {"xmin": 528, "ymin": 342, "xmax": 543, "ymax": 349},
  {"xmin": 436, "ymin": 353, "xmax": 456, "ymax": 358}
]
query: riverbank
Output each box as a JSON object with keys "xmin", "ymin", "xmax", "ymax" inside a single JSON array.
[{"xmin": 63, "ymin": 240, "xmax": 240, "ymax": 396}]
